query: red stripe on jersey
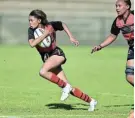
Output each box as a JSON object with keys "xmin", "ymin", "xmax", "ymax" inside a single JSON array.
[
  {"xmin": 116, "ymin": 13, "xmax": 134, "ymax": 41},
  {"xmin": 123, "ymin": 32, "xmax": 134, "ymax": 40}
]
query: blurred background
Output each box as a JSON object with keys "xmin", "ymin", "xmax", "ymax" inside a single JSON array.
[
  {"xmin": 0, "ymin": 1, "xmax": 134, "ymax": 117},
  {"xmin": 0, "ymin": 0, "xmax": 134, "ymax": 46}
]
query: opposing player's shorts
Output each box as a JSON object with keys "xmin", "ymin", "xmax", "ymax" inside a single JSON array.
[
  {"xmin": 39, "ymin": 46, "xmax": 66, "ymax": 63},
  {"xmin": 127, "ymin": 46, "xmax": 134, "ymax": 60}
]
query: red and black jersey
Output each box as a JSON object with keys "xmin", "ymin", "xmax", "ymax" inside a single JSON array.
[
  {"xmin": 28, "ymin": 21, "xmax": 64, "ymax": 53},
  {"xmin": 110, "ymin": 10, "xmax": 134, "ymax": 46}
]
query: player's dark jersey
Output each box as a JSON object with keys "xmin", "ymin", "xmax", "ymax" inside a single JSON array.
[
  {"xmin": 111, "ymin": 10, "xmax": 134, "ymax": 46},
  {"xmin": 28, "ymin": 21, "xmax": 64, "ymax": 53}
]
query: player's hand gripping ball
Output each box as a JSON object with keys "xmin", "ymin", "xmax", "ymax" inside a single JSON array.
[{"xmin": 34, "ymin": 28, "xmax": 52, "ymax": 48}]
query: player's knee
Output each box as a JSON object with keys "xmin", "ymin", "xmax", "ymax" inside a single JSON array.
[
  {"xmin": 39, "ymin": 68, "xmax": 48, "ymax": 77},
  {"xmin": 125, "ymin": 66, "xmax": 134, "ymax": 76}
]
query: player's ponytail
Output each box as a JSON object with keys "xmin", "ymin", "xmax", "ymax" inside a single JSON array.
[
  {"xmin": 124, "ymin": 0, "xmax": 131, "ymax": 10},
  {"xmin": 29, "ymin": 9, "xmax": 48, "ymax": 26}
]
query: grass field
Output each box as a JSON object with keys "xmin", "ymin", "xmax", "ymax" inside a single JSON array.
[{"xmin": 0, "ymin": 45, "xmax": 133, "ymax": 118}]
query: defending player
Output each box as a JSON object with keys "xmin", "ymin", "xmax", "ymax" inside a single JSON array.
[
  {"xmin": 28, "ymin": 9, "xmax": 97, "ymax": 111},
  {"xmin": 91, "ymin": 0, "xmax": 134, "ymax": 86}
]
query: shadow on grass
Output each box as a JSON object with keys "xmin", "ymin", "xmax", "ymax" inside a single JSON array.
[{"xmin": 45, "ymin": 103, "xmax": 88, "ymax": 110}]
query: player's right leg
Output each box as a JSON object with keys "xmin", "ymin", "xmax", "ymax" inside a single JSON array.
[
  {"xmin": 39, "ymin": 54, "xmax": 72, "ymax": 101},
  {"xmin": 39, "ymin": 55, "xmax": 68, "ymax": 88}
]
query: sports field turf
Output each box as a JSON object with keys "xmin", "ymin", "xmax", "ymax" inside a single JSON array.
[{"xmin": 0, "ymin": 45, "xmax": 133, "ymax": 118}]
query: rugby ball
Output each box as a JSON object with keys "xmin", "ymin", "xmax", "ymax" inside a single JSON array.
[{"xmin": 34, "ymin": 28, "xmax": 52, "ymax": 48}]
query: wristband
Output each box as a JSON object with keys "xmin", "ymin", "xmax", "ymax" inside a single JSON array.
[{"xmin": 99, "ymin": 45, "xmax": 103, "ymax": 49}]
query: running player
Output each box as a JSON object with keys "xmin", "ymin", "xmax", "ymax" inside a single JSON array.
[
  {"xmin": 91, "ymin": 0, "xmax": 134, "ymax": 86},
  {"xmin": 28, "ymin": 9, "xmax": 97, "ymax": 111}
]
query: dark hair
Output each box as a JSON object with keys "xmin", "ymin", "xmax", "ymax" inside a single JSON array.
[
  {"xmin": 29, "ymin": 9, "xmax": 48, "ymax": 25},
  {"xmin": 124, "ymin": 0, "xmax": 131, "ymax": 9}
]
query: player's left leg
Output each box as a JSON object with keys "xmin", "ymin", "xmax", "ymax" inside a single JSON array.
[
  {"xmin": 55, "ymin": 68, "xmax": 97, "ymax": 111},
  {"xmin": 70, "ymin": 88, "xmax": 97, "ymax": 111},
  {"xmin": 125, "ymin": 59, "xmax": 134, "ymax": 86}
]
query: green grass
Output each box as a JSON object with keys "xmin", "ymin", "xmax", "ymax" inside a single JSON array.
[{"xmin": 0, "ymin": 45, "xmax": 133, "ymax": 118}]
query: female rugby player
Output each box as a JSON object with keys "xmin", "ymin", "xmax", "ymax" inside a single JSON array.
[
  {"xmin": 92, "ymin": 0, "xmax": 134, "ymax": 86},
  {"xmin": 28, "ymin": 9, "xmax": 97, "ymax": 111}
]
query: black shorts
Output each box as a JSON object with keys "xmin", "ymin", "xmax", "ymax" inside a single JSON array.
[
  {"xmin": 39, "ymin": 47, "xmax": 66, "ymax": 63},
  {"xmin": 127, "ymin": 46, "xmax": 134, "ymax": 60}
]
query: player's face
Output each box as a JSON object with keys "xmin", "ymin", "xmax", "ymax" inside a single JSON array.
[
  {"xmin": 29, "ymin": 16, "xmax": 41, "ymax": 29},
  {"xmin": 116, "ymin": 0, "xmax": 129, "ymax": 16}
]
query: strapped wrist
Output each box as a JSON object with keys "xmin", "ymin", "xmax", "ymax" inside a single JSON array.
[{"xmin": 99, "ymin": 45, "xmax": 103, "ymax": 49}]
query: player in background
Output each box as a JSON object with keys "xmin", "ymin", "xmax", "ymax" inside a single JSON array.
[
  {"xmin": 28, "ymin": 9, "xmax": 97, "ymax": 111},
  {"xmin": 91, "ymin": 0, "xmax": 134, "ymax": 86}
]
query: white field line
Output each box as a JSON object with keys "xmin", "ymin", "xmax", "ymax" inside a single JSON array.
[
  {"xmin": 0, "ymin": 114, "xmax": 127, "ymax": 118},
  {"xmin": 0, "ymin": 86, "xmax": 55, "ymax": 91},
  {"xmin": 0, "ymin": 85, "xmax": 133, "ymax": 98},
  {"xmin": 97, "ymin": 92, "xmax": 133, "ymax": 98}
]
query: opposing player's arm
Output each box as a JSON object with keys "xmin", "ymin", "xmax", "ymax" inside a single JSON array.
[
  {"xmin": 28, "ymin": 28, "xmax": 50, "ymax": 48},
  {"xmin": 91, "ymin": 34, "xmax": 117, "ymax": 54},
  {"xmin": 91, "ymin": 18, "xmax": 120, "ymax": 53},
  {"xmin": 100, "ymin": 18, "xmax": 120, "ymax": 48},
  {"xmin": 100, "ymin": 34, "xmax": 117, "ymax": 48}
]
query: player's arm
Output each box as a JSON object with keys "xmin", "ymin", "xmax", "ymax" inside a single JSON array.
[
  {"xmin": 91, "ymin": 18, "xmax": 120, "ymax": 53},
  {"xmin": 62, "ymin": 23, "xmax": 79, "ymax": 46},
  {"xmin": 51, "ymin": 21, "xmax": 79, "ymax": 46},
  {"xmin": 28, "ymin": 28, "xmax": 51, "ymax": 48},
  {"xmin": 100, "ymin": 34, "xmax": 117, "ymax": 48}
]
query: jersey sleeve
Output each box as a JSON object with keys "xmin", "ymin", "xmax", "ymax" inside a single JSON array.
[
  {"xmin": 110, "ymin": 18, "xmax": 120, "ymax": 36},
  {"xmin": 50, "ymin": 21, "xmax": 64, "ymax": 31},
  {"xmin": 28, "ymin": 28, "xmax": 35, "ymax": 40},
  {"xmin": 131, "ymin": 10, "xmax": 134, "ymax": 15}
]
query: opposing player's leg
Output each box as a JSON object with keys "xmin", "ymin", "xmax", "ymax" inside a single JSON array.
[
  {"xmin": 125, "ymin": 47, "xmax": 134, "ymax": 86},
  {"xmin": 55, "ymin": 68, "xmax": 97, "ymax": 111},
  {"xmin": 125, "ymin": 59, "xmax": 134, "ymax": 86}
]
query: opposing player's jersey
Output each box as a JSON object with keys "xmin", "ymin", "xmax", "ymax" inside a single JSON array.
[
  {"xmin": 28, "ymin": 21, "xmax": 64, "ymax": 53},
  {"xmin": 110, "ymin": 10, "xmax": 134, "ymax": 46}
]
